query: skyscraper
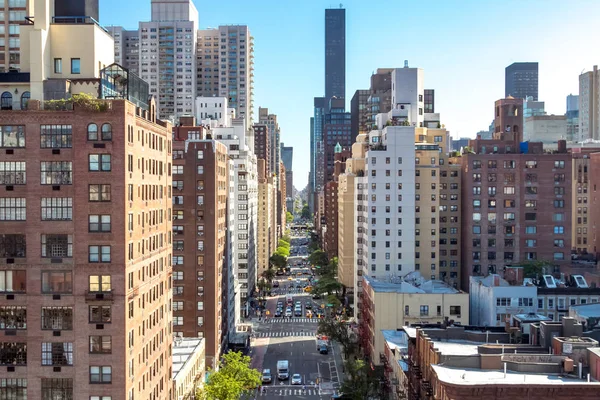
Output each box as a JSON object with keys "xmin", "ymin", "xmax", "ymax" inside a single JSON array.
[
  {"xmin": 325, "ymin": 7, "xmax": 345, "ymax": 102},
  {"xmin": 197, "ymin": 25, "xmax": 255, "ymax": 127},
  {"xmin": 579, "ymin": 66, "xmax": 600, "ymax": 141},
  {"xmin": 281, "ymin": 144, "xmax": 294, "ymax": 211},
  {"xmin": 505, "ymin": 62, "xmax": 539, "ymax": 101}
]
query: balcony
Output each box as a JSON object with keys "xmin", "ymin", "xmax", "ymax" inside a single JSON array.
[{"xmin": 85, "ymin": 291, "xmax": 114, "ymax": 302}]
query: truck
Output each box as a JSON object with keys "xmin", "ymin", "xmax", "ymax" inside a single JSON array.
[
  {"xmin": 286, "ymin": 295, "xmax": 293, "ymax": 305},
  {"xmin": 316, "ymin": 335, "xmax": 329, "ymax": 351},
  {"xmin": 277, "ymin": 360, "xmax": 289, "ymax": 380}
]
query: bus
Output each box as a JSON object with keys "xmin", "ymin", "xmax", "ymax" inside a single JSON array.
[{"xmin": 286, "ymin": 295, "xmax": 293, "ymax": 305}]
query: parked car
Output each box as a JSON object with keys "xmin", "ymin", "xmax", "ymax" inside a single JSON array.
[
  {"xmin": 273, "ymin": 281, "xmax": 279, "ymax": 287},
  {"xmin": 274, "ymin": 310, "xmax": 282, "ymax": 317},
  {"xmin": 305, "ymin": 302, "xmax": 312, "ymax": 309},
  {"xmin": 319, "ymin": 344, "xmax": 328, "ymax": 354}
]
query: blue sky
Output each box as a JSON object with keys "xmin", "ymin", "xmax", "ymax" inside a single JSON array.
[{"xmin": 102, "ymin": 0, "xmax": 600, "ymax": 189}]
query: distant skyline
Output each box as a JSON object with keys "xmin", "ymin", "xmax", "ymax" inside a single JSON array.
[{"xmin": 101, "ymin": 0, "xmax": 600, "ymax": 189}]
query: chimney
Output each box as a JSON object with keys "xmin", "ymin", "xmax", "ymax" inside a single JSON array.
[
  {"xmin": 557, "ymin": 140, "xmax": 567, "ymax": 154},
  {"xmin": 493, "ymin": 275, "xmax": 500, "ymax": 287}
]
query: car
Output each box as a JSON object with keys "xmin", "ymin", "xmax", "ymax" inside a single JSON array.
[
  {"xmin": 294, "ymin": 309, "xmax": 302, "ymax": 317},
  {"xmin": 312, "ymin": 294, "xmax": 321, "ymax": 299},
  {"xmin": 277, "ymin": 301, "xmax": 283, "ymax": 307},
  {"xmin": 287, "ymin": 277, "xmax": 293, "ymax": 281},
  {"xmin": 274, "ymin": 310, "xmax": 282, "ymax": 317},
  {"xmin": 262, "ymin": 369, "xmax": 272, "ymax": 383},
  {"xmin": 305, "ymin": 302, "xmax": 312, "ymax": 309},
  {"xmin": 273, "ymin": 281, "xmax": 279, "ymax": 287},
  {"xmin": 319, "ymin": 344, "xmax": 328, "ymax": 354},
  {"xmin": 291, "ymin": 374, "xmax": 302, "ymax": 385},
  {"xmin": 285, "ymin": 309, "xmax": 292, "ymax": 317}
]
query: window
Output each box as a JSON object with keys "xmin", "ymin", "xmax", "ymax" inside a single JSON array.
[
  {"xmin": 0, "ymin": 161, "xmax": 26, "ymax": 184},
  {"xmin": 0, "ymin": 270, "xmax": 26, "ymax": 293},
  {"xmin": 554, "ymin": 160, "xmax": 565, "ymax": 169},
  {"xmin": 0, "ymin": 92, "xmax": 13, "ymax": 110},
  {"xmin": 0, "ymin": 378, "xmax": 27, "ymax": 399},
  {"xmin": 89, "ymin": 215, "xmax": 111, "ymax": 232},
  {"xmin": 496, "ymin": 297, "xmax": 510, "ymax": 306},
  {"xmin": 91, "ymin": 397, "xmax": 112, "ymax": 400},
  {"xmin": 0, "ymin": 126, "xmax": 25, "ymax": 148},
  {"xmin": 518, "ymin": 298, "xmax": 533, "ymax": 307},
  {"xmin": 41, "ymin": 234, "xmax": 72, "ymax": 258},
  {"xmin": 41, "ymin": 161, "xmax": 72, "ymax": 184},
  {"xmin": 89, "ymin": 154, "xmax": 111, "ymax": 171},
  {"xmin": 100, "ymin": 124, "xmax": 112, "ymax": 141},
  {"xmin": 89, "ymin": 306, "xmax": 111, "ymax": 323},
  {"xmin": 504, "ymin": 186, "xmax": 515, "ymax": 195},
  {"xmin": 0, "ymin": 342, "xmax": 26, "ymax": 365},
  {"xmin": 419, "ymin": 305, "xmax": 429, "ymax": 316},
  {"xmin": 42, "ymin": 342, "xmax": 73, "ymax": 365},
  {"xmin": 41, "ymin": 198, "xmax": 73, "ymax": 220},
  {"xmin": 554, "ymin": 226, "xmax": 565, "ymax": 234},
  {"xmin": 89, "ymin": 275, "xmax": 111, "ymax": 292},
  {"xmin": 0, "ymin": 234, "xmax": 25, "ymax": 257},
  {"xmin": 71, "ymin": 58, "xmax": 81, "ymax": 74},
  {"xmin": 42, "ymin": 271, "xmax": 72, "ymax": 294},
  {"xmin": 42, "ymin": 378, "xmax": 73, "ymax": 400},
  {"xmin": 87, "ymin": 124, "xmax": 98, "ymax": 140},
  {"xmin": 89, "ymin": 246, "xmax": 111, "ymax": 263},
  {"xmin": 0, "ymin": 197, "xmax": 26, "ymax": 220},
  {"xmin": 90, "ymin": 366, "xmax": 112, "ymax": 383},
  {"xmin": 41, "ymin": 307, "xmax": 73, "ymax": 330},
  {"xmin": 89, "ymin": 336, "xmax": 111, "ymax": 354},
  {"xmin": 0, "ymin": 306, "xmax": 26, "ymax": 329},
  {"xmin": 89, "ymin": 185, "xmax": 111, "ymax": 202},
  {"xmin": 554, "ymin": 252, "xmax": 564, "ymax": 260},
  {"xmin": 40, "ymin": 125, "xmax": 72, "ymax": 148},
  {"xmin": 54, "ymin": 58, "xmax": 62, "ymax": 73}
]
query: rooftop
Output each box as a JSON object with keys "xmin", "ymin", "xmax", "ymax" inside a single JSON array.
[
  {"xmin": 364, "ymin": 273, "xmax": 460, "ymax": 294},
  {"xmin": 432, "ymin": 365, "xmax": 600, "ymax": 386},
  {"xmin": 172, "ymin": 338, "xmax": 204, "ymax": 380},
  {"xmin": 430, "ymin": 340, "xmax": 480, "ymax": 356},
  {"xmin": 570, "ymin": 303, "xmax": 600, "ymax": 318},
  {"xmin": 382, "ymin": 330, "xmax": 409, "ymax": 353}
]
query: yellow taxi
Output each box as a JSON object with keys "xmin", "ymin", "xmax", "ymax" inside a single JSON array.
[{"xmin": 304, "ymin": 286, "xmax": 312, "ymax": 293}]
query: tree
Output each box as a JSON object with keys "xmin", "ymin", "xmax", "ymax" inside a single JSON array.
[
  {"xmin": 261, "ymin": 267, "xmax": 276, "ymax": 283},
  {"xmin": 275, "ymin": 246, "xmax": 290, "ymax": 257},
  {"xmin": 286, "ymin": 211, "xmax": 294, "ymax": 223},
  {"xmin": 196, "ymin": 351, "xmax": 261, "ymax": 400},
  {"xmin": 257, "ymin": 279, "xmax": 271, "ymax": 296},
  {"xmin": 313, "ymin": 277, "xmax": 342, "ymax": 297},
  {"xmin": 339, "ymin": 358, "xmax": 382, "ymax": 400},
  {"xmin": 308, "ymin": 250, "xmax": 328, "ymax": 268},
  {"xmin": 317, "ymin": 316, "xmax": 358, "ymax": 359},
  {"xmin": 521, "ymin": 260, "xmax": 552, "ymax": 279},
  {"xmin": 301, "ymin": 204, "xmax": 311, "ymax": 220},
  {"xmin": 269, "ymin": 254, "xmax": 287, "ymax": 269}
]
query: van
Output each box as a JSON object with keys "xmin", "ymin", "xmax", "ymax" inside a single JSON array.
[{"xmin": 262, "ymin": 369, "xmax": 272, "ymax": 383}]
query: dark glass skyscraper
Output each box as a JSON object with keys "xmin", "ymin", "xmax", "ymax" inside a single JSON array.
[
  {"xmin": 325, "ymin": 8, "xmax": 346, "ymax": 102},
  {"xmin": 505, "ymin": 62, "xmax": 539, "ymax": 101}
]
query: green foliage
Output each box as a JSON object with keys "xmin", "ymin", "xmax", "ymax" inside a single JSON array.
[
  {"xmin": 281, "ymin": 235, "xmax": 291, "ymax": 244},
  {"xmin": 339, "ymin": 358, "xmax": 382, "ymax": 400},
  {"xmin": 197, "ymin": 351, "xmax": 261, "ymax": 400},
  {"xmin": 313, "ymin": 277, "xmax": 342, "ymax": 297},
  {"xmin": 301, "ymin": 204, "xmax": 311, "ymax": 220},
  {"xmin": 45, "ymin": 93, "xmax": 110, "ymax": 112},
  {"xmin": 521, "ymin": 260, "xmax": 552, "ymax": 279},
  {"xmin": 286, "ymin": 211, "xmax": 294, "ymax": 223},
  {"xmin": 308, "ymin": 250, "xmax": 328, "ymax": 268},
  {"xmin": 269, "ymin": 253, "xmax": 287, "ymax": 269},
  {"xmin": 278, "ymin": 239, "xmax": 290, "ymax": 249},
  {"xmin": 317, "ymin": 316, "xmax": 358, "ymax": 359},
  {"xmin": 275, "ymin": 246, "xmax": 290, "ymax": 257},
  {"xmin": 261, "ymin": 268, "xmax": 276, "ymax": 283}
]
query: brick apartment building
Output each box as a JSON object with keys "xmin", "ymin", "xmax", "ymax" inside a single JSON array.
[
  {"xmin": 253, "ymin": 124, "xmax": 270, "ymax": 173},
  {"xmin": 0, "ymin": 97, "xmax": 174, "ymax": 399},
  {"xmin": 323, "ymin": 147, "xmax": 351, "ymax": 259},
  {"xmin": 172, "ymin": 118, "xmax": 229, "ymax": 367},
  {"xmin": 460, "ymin": 97, "xmax": 572, "ymax": 290}
]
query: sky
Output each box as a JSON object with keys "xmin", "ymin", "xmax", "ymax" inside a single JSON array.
[{"xmin": 101, "ymin": 0, "xmax": 600, "ymax": 189}]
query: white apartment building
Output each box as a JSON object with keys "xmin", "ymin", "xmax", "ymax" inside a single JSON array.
[
  {"xmin": 469, "ymin": 275, "xmax": 537, "ymax": 327},
  {"xmin": 213, "ymin": 119, "xmax": 258, "ymax": 314},
  {"xmin": 226, "ymin": 155, "xmax": 237, "ymax": 337},
  {"xmin": 196, "ymin": 95, "xmax": 235, "ymax": 127},
  {"xmin": 108, "ymin": 0, "xmax": 199, "ymax": 120},
  {"xmin": 197, "ymin": 25, "xmax": 254, "ymax": 127},
  {"xmin": 579, "ymin": 65, "xmax": 600, "ymax": 141}
]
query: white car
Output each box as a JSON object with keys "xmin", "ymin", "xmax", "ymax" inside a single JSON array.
[
  {"xmin": 291, "ymin": 374, "xmax": 302, "ymax": 385},
  {"xmin": 285, "ymin": 309, "xmax": 292, "ymax": 317}
]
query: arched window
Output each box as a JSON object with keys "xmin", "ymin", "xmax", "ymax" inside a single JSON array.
[
  {"xmin": 1, "ymin": 92, "xmax": 13, "ymax": 110},
  {"xmin": 87, "ymin": 123, "xmax": 98, "ymax": 140},
  {"xmin": 101, "ymin": 123, "xmax": 112, "ymax": 141},
  {"xmin": 20, "ymin": 91, "xmax": 30, "ymax": 110}
]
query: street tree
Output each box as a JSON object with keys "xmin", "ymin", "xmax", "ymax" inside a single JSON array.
[
  {"xmin": 308, "ymin": 250, "xmax": 328, "ymax": 268},
  {"xmin": 301, "ymin": 204, "xmax": 311, "ymax": 220},
  {"xmin": 339, "ymin": 358, "xmax": 381, "ymax": 400},
  {"xmin": 317, "ymin": 316, "xmax": 358, "ymax": 359},
  {"xmin": 196, "ymin": 351, "xmax": 261, "ymax": 400},
  {"xmin": 261, "ymin": 267, "xmax": 276, "ymax": 283},
  {"xmin": 286, "ymin": 211, "xmax": 294, "ymax": 223},
  {"xmin": 269, "ymin": 253, "xmax": 287, "ymax": 269}
]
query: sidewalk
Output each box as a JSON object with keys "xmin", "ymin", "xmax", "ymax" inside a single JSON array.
[{"xmin": 332, "ymin": 341, "xmax": 346, "ymax": 384}]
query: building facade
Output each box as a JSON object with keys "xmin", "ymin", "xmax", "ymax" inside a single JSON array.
[
  {"xmin": 197, "ymin": 25, "xmax": 254, "ymax": 127},
  {"xmin": 324, "ymin": 7, "xmax": 345, "ymax": 102},
  {"xmin": 567, "ymin": 94, "xmax": 579, "ymax": 142},
  {"xmin": 253, "ymin": 124, "xmax": 270, "ymax": 172},
  {"xmin": 579, "ymin": 66, "xmax": 600, "ymax": 141},
  {"xmin": 172, "ymin": 120, "xmax": 230, "ymax": 368},
  {"xmin": 281, "ymin": 144, "xmax": 293, "ymax": 212},
  {"xmin": 505, "ymin": 62, "xmax": 539, "ymax": 100},
  {"xmin": 257, "ymin": 159, "xmax": 275, "ymax": 278}
]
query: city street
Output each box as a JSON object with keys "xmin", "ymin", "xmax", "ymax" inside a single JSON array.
[{"xmin": 250, "ymin": 233, "xmax": 343, "ymax": 399}]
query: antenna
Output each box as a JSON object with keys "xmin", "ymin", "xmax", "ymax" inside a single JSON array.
[{"xmin": 339, "ymin": 3, "xmax": 343, "ymax": 8}]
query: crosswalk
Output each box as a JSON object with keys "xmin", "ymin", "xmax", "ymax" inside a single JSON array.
[
  {"xmin": 255, "ymin": 331, "xmax": 316, "ymax": 338},
  {"xmin": 267, "ymin": 318, "xmax": 319, "ymax": 324},
  {"xmin": 258, "ymin": 388, "xmax": 322, "ymax": 396}
]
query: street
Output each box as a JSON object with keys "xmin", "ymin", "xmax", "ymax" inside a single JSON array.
[{"xmin": 250, "ymin": 233, "xmax": 343, "ymax": 399}]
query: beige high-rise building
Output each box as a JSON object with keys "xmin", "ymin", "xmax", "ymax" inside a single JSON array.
[
  {"xmin": 414, "ymin": 128, "xmax": 461, "ymax": 288},
  {"xmin": 257, "ymin": 159, "xmax": 275, "ymax": 277}
]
